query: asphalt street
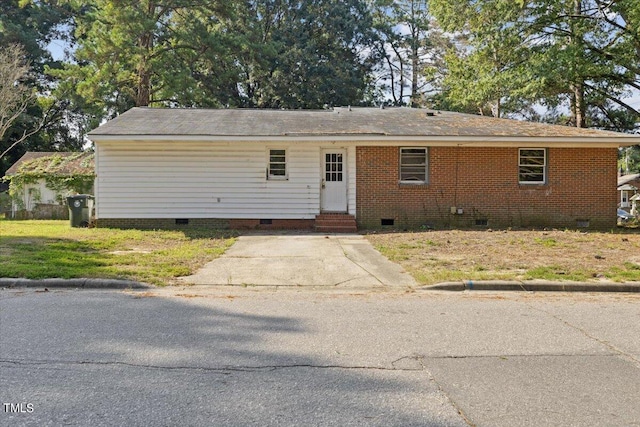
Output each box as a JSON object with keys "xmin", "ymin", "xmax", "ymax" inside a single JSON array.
[{"xmin": 1, "ymin": 287, "xmax": 639, "ymax": 426}]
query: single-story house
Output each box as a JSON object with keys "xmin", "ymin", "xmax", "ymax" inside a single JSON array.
[
  {"xmin": 3, "ymin": 151, "xmax": 95, "ymax": 219},
  {"xmin": 87, "ymin": 107, "xmax": 640, "ymax": 231},
  {"xmin": 618, "ymin": 173, "xmax": 640, "ymax": 209}
]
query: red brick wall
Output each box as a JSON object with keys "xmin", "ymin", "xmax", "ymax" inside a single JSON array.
[
  {"xmin": 356, "ymin": 146, "xmax": 618, "ymax": 229},
  {"xmin": 229, "ymin": 219, "xmax": 314, "ymax": 230}
]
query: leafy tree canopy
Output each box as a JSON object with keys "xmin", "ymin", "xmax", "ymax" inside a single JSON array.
[
  {"xmin": 430, "ymin": 0, "xmax": 640, "ymax": 130},
  {"xmin": 1, "ymin": 0, "xmax": 639, "ymax": 167}
]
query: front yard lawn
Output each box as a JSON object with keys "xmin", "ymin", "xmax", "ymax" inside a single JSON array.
[
  {"xmin": 4, "ymin": 220, "xmax": 640, "ymax": 287},
  {"xmin": 366, "ymin": 228, "xmax": 640, "ymax": 285},
  {"xmin": 0, "ymin": 220, "xmax": 236, "ymax": 286}
]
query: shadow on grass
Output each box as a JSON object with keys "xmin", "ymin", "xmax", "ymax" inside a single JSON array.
[
  {"xmin": 0, "ymin": 237, "xmax": 112, "ymax": 280},
  {"xmin": 0, "ymin": 228, "xmax": 237, "ymax": 283}
]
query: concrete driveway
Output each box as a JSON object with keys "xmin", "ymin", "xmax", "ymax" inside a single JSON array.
[{"xmin": 180, "ymin": 233, "xmax": 417, "ymax": 290}]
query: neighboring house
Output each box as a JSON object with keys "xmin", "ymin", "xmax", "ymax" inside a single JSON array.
[
  {"xmin": 3, "ymin": 152, "xmax": 95, "ymax": 219},
  {"xmin": 618, "ymin": 173, "xmax": 640, "ymax": 209},
  {"xmin": 87, "ymin": 107, "xmax": 640, "ymax": 231}
]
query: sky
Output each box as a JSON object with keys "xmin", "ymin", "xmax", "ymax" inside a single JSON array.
[
  {"xmin": 626, "ymin": 93, "xmax": 640, "ymax": 110},
  {"xmin": 47, "ymin": 39, "xmax": 69, "ymax": 62}
]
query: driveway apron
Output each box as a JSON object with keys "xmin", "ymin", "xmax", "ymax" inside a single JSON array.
[{"xmin": 180, "ymin": 233, "xmax": 417, "ymax": 289}]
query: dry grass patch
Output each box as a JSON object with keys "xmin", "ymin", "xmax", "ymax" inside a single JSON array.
[{"xmin": 366, "ymin": 228, "xmax": 640, "ymax": 285}]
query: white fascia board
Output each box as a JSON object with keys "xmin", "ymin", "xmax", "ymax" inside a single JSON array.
[{"xmin": 88, "ymin": 134, "xmax": 639, "ymax": 147}]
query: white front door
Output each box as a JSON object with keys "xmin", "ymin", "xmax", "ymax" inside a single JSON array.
[
  {"xmin": 321, "ymin": 149, "xmax": 348, "ymax": 212},
  {"xmin": 621, "ymin": 190, "xmax": 629, "ymax": 208}
]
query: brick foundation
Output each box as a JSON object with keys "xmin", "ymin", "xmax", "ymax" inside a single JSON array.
[
  {"xmin": 229, "ymin": 219, "xmax": 314, "ymax": 230},
  {"xmin": 96, "ymin": 218, "xmax": 230, "ymax": 229},
  {"xmin": 96, "ymin": 217, "xmax": 314, "ymax": 230},
  {"xmin": 356, "ymin": 146, "xmax": 618, "ymax": 230}
]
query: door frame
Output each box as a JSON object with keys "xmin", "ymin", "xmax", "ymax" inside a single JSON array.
[{"xmin": 320, "ymin": 148, "xmax": 348, "ymax": 213}]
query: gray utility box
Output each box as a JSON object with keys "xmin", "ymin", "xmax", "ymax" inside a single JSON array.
[{"xmin": 67, "ymin": 195, "xmax": 94, "ymax": 227}]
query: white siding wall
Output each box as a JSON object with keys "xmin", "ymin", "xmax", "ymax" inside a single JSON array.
[{"xmin": 96, "ymin": 141, "xmax": 355, "ymax": 219}]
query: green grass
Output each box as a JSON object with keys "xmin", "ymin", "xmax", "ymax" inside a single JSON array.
[
  {"xmin": 0, "ymin": 220, "xmax": 236, "ymax": 286},
  {"xmin": 604, "ymin": 262, "xmax": 640, "ymax": 282},
  {"xmin": 533, "ymin": 237, "xmax": 559, "ymax": 248},
  {"xmin": 523, "ymin": 266, "xmax": 591, "ymax": 282}
]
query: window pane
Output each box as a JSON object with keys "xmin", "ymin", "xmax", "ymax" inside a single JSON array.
[
  {"xmin": 401, "ymin": 167, "xmax": 426, "ymax": 181},
  {"xmin": 403, "ymin": 156, "xmax": 425, "ymax": 165},
  {"xmin": 269, "ymin": 149, "xmax": 286, "ymax": 179},
  {"xmin": 519, "ymin": 149, "xmax": 546, "ymax": 183},
  {"xmin": 520, "ymin": 155, "xmax": 545, "ymax": 166},
  {"xmin": 400, "ymin": 148, "xmax": 427, "ymax": 182},
  {"xmin": 271, "ymin": 165, "xmax": 286, "ymax": 176},
  {"xmin": 324, "ymin": 152, "xmax": 344, "ymax": 181},
  {"xmin": 520, "ymin": 149, "xmax": 544, "ymax": 159},
  {"xmin": 519, "ymin": 174, "xmax": 544, "ymax": 182}
]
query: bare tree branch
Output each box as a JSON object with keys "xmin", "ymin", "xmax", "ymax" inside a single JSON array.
[
  {"xmin": 0, "ymin": 44, "xmax": 33, "ymax": 143},
  {"xmin": 0, "ymin": 114, "xmax": 49, "ymax": 160}
]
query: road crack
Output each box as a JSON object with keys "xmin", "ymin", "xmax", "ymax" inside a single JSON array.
[
  {"xmin": 0, "ymin": 358, "xmax": 425, "ymax": 373},
  {"xmin": 526, "ymin": 305, "xmax": 640, "ymax": 368}
]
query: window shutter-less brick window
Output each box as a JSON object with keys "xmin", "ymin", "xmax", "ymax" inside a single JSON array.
[
  {"xmin": 519, "ymin": 148, "xmax": 546, "ymax": 184},
  {"xmin": 400, "ymin": 148, "xmax": 427, "ymax": 183}
]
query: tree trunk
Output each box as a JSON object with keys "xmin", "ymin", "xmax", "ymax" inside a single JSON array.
[
  {"xmin": 136, "ymin": 32, "xmax": 152, "ymax": 107},
  {"xmin": 493, "ymin": 98, "xmax": 501, "ymax": 118},
  {"xmin": 571, "ymin": 82, "xmax": 586, "ymax": 128},
  {"xmin": 410, "ymin": 0, "xmax": 419, "ymax": 108},
  {"xmin": 411, "ymin": 43, "xmax": 419, "ymax": 107},
  {"xmin": 136, "ymin": 1, "xmax": 155, "ymax": 107},
  {"xmin": 569, "ymin": 0, "xmax": 586, "ymax": 128}
]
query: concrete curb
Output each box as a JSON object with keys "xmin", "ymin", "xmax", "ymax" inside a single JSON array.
[
  {"xmin": 422, "ymin": 280, "xmax": 640, "ymax": 293},
  {"xmin": 0, "ymin": 278, "xmax": 151, "ymax": 289}
]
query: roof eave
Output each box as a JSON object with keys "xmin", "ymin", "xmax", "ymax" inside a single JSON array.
[{"xmin": 88, "ymin": 134, "xmax": 637, "ymax": 147}]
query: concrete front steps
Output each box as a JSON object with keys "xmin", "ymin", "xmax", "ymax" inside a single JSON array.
[{"xmin": 314, "ymin": 213, "xmax": 358, "ymax": 233}]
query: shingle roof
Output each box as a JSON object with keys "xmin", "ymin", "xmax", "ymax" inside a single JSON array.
[
  {"xmin": 4, "ymin": 152, "xmax": 94, "ymax": 176},
  {"xmin": 88, "ymin": 107, "xmax": 637, "ymax": 142},
  {"xmin": 618, "ymin": 173, "xmax": 640, "ymax": 186}
]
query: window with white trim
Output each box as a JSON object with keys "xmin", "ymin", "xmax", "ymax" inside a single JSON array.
[
  {"xmin": 268, "ymin": 149, "xmax": 287, "ymax": 180},
  {"xmin": 400, "ymin": 148, "xmax": 428, "ymax": 183},
  {"xmin": 519, "ymin": 148, "xmax": 546, "ymax": 184}
]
